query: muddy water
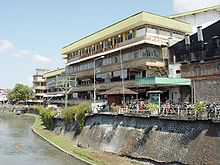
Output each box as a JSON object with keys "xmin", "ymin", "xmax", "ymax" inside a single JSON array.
[{"xmin": 0, "ymin": 113, "xmax": 85, "ymax": 165}]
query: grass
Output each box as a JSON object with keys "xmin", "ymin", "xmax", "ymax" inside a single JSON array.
[
  {"xmin": 25, "ymin": 113, "xmax": 101, "ymax": 165},
  {"xmin": 25, "ymin": 113, "xmax": 138, "ymax": 165}
]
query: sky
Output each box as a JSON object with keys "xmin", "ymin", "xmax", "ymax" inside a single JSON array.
[{"xmin": 0, "ymin": 0, "xmax": 220, "ymax": 89}]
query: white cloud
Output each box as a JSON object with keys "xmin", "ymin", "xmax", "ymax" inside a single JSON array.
[
  {"xmin": 0, "ymin": 40, "xmax": 13, "ymax": 54},
  {"xmin": 12, "ymin": 49, "xmax": 31, "ymax": 57},
  {"xmin": 33, "ymin": 54, "xmax": 52, "ymax": 63},
  {"xmin": 173, "ymin": 0, "xmax": 220, "ymax": 13}
]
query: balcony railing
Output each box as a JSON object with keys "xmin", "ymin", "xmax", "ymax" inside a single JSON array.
[
  {"xmin": 70, "ymin": 80, "xmax": 136, "ymax": 92},
  {"xmin": 67, "ymin": 34, "xmax": 169, "ymax": 64},
  {"xmin": 34, "ymin": 86, "xmax": 47, "ymax": 90}
]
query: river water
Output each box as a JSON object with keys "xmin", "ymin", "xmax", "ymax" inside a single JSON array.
[{"xmin": 0, "ymin": 113, "xmax": 85, "ymax": 165}]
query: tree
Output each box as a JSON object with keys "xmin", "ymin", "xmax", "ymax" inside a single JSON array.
[{"xmin": 7, "ymin": 83, "xmax": 33, "ymax": 102}]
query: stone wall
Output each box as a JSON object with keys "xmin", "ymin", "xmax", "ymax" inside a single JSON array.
[
  {"xmin": 195, "ymin": 78, "xmax": 220, "ymax": 103},
  {"xmin": 78, "ymin": 114, "xmax": 220, "ymax": 165},
  {"xmin": 181, "ymin": 60, "xmax": 220, "ymax": 78}
]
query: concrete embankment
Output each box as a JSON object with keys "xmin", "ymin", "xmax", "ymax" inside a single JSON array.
[
  {"xmin": 28, "ymin": 114, "xmax": 142, "ymax": 165},
  {"xmin": 74, "ymin": 114, "xmax": 220, "ymax": 165},
  {"xmin": 27, "ymin": 114, "xmax": 93, "ymax": 165}
]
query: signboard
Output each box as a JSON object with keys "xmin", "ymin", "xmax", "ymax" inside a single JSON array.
[{"xmin": 150, "ymin": 94, "xmax": 160, "ymax": 104}]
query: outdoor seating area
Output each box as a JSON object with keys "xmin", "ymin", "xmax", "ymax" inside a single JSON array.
[{"xmin": 94, "ymin": 101, "xmax": 220, "ymax": 121}]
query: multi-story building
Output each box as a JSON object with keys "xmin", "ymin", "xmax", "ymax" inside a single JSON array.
[
  {"xmin": 0, "ymin": 88, "xmax": 7, "ymax": 103},
  {"xmin": 43, "ymin": 68, "xmax": 65, "ymax": 107},
  {"xmin": 62, "ymin": 11, "xmax": 192, "ymax": 103},
  {"xmin": 33, "ymin": 68, "xmax": 49, "ymax": 104},
  {"xmin": 169, "ymin": 20, "xmax": 220, "ymax": 103},
  {"xmin": 169, "ymin": 5, "xmax": 220, "ymax": 33}
]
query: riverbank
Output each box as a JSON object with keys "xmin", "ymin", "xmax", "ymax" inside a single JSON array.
[{"xmin": 26, "ymin": 113, "xmax": 142, "ymax": 165}]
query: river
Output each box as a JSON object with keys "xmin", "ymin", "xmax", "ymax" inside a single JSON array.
[{"xmin": 0, "ymin": 113, "xmax": 85, "ymax": 165}]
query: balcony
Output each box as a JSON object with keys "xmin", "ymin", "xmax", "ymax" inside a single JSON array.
[
  {"xmin": 69, "ymin": 56, "xmax": 165, "ymax": 79},
  {"xmin": 70, "ymin": 80, "xmax": 136, "ymax": 93},
  {"xmin": 33, "ymin": 76, "xmax": 45, "ymax": 82},
  {"xmin": 67, "ymin": 34, "xmax": 169, "ymax": 64},
  {"xmin": 34, "ymin": 86, "xmax": 47, "ymax": 90},
  {"xmin": 34, "ymin": 93, "xmax": 45, "ymax": 97}
]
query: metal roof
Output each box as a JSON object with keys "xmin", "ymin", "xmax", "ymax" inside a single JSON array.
[
  {"xmin": 101, "ymin": 87, "xmax": 138, "ymax": 95},
  {"xmin": 136, "ymin": 77, "xmax": 191, "ymax": 86},
  {"xmin": 62, "ymin": 11, "xmax": 192, "ymax": 56},
  {"xmin": 168, "ymin": 5, "xmax": 220, "ymax": 18},
  {"xmin": 44, "ymin": 68, "xmax": 64, "ymax": 78}
]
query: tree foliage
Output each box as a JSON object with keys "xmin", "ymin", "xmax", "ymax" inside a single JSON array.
[{"xmin": 7, "ymin": 83, "xmax": 33, "ymax": 101}]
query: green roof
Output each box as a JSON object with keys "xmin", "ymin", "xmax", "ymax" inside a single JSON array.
[
  {"xmin": 136, "ymin": 77, "xmax": 191, "ymax": 86},
  {"xmin": 44, "ymin": 68, "xmax": 64, "ymax": 78},
  {"xmin": 168, "ymin": 5, "xmax": 220, "ymax": 18},
  {"xmin": 62, "ymin": 11, "xmax": 192, "ymax": 56}
]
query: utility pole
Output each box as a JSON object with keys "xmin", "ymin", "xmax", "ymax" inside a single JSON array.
[
  {"xmin": 64, "ymin": 76, "xmax": 68, "ymax": 109},
  {"xmin": 93, "ymin": 56, "xmax": 105, "ymax": 113}
]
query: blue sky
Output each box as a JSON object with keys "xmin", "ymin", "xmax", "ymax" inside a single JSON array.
[{"xmin": 0, "ymin": 0, "xmax": 219, "ymax": 89}]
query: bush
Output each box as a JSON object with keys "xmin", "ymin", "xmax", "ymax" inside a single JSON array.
[
  {"xmin": 62, "ymin": 106, "xmax": 76, "ymax": 124},
  {"xmin": 31, "ymin": 105, "xmax": 57, "ymax": 128},
  {"xmin": 75, "ymin": 101, "xmax": 91, "ymax": 130},
  {"xmin": 32, "ymin": 102, "xmax": 90, "ymax": 131},
  {"xmin": 31, "ymin": 105, "xmax": 46, "ymax": 114}
]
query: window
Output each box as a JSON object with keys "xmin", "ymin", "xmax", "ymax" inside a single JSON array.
[
  {"xmin": 96, "ymin": 45, "xmax": 99, "ymax": 51},
  {"xmin": 106, "ymin": 40, "xmax": 111, "ymax": 48},
  {"xmin": 173, "ymin": 32, "xmax": 184, "ymax": 39},
  {"xmin": 147, "ymin": 27, "xmax": 157, "ymax": 35},
  {"xmin": 91, "ymin": 46, "xmax": 95, "ymax": 53},
  {"xmin": 134, "ymin": 50, "xmax": 139, "ymax": 58},
  {"xmin": 128, "ymin": 32, "xmax": 133, "ymax": 40},
  {"xmin": 125, "ymin": 31, "xmax": 133, "ymax": 40},
  {"xmin": 122, "ymin": 53, "xmax": 129, "ymax": 61},
  {"xmin": 159, "ymin": 29, "xmax": 170, "ymax": 36},
  {"xmin": 176, "ymin": 70, "xmax": 181, "ymax": 74},
  {"xmin": 78, "ymin": 50, "xmax": 81, "ymax": 56},
  {"xmin": 117, "ymin": 35, "xmax": 123, "ymax": 44},
  {"xmin": 136, "ymin": 27, "xmax": 145, "ymax": 37},
  {"xmin": 153, "ymin": 49, "xmax": 159, "ymax": 57},
  {"xmin": 114, "ymin": 38, "xmax": 117, "ymax": 45},
  {"xmin": 98, "ymin": 42, "xmax": 103, "ymax": 50}
]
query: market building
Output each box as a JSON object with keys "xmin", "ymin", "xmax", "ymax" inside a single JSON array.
[
  {"xmin": 62, "ymin": 11, "xmax": 192, "ymax": 104},
  {"xmin": 169, "ymin": 20, "xmax": 220, "ymax": 103},
  {"xmin": 43, "ymin": 68, "xmax": 77, "ymax": 107},
  {"xmin": 169, "ymin": 5, "xmax": 220, "ymax": 33},
  {"xmin": 43, "ymin": 68, "xmax": 65, "ymax": 107},
  {"xmin": 32, "ymin": 68, "xmax": 49, "ymax": 104},
  {"xmin": 0, "ymin": 88, "xmax": 7, "ymax": 104}
]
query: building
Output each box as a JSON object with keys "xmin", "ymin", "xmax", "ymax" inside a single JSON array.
[
  {"xmin": 62, "ymin": 11, "xmax": 192, "ymax": 104},
  {"xmin": 33, "ymin": 68, "xmax": 49, "ymax": 104},
  {"xmin": 169, "ymin": 5, "xmax": 220, "ymax": 33},
  {"xmin": 169, "ymin": 20, "xmax": 220, "ymax": 103},
  {"xmin": 43, "ymin": 68, "xmax": 66, "ymax": 107},
  {"xmin": 0, "ymin": 89, "xmax": 7, "ymax": 103}
]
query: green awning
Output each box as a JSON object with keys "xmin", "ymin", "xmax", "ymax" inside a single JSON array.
[{"xmin": 136, "ymin": 77, "xmax": 191, "ymax": 86}]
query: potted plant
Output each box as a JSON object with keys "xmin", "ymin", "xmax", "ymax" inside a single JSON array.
[
  {"xmin": 147, "ymin": 103, "xmax": 158, "ymax": 116},
  {"xmin": 193, "ymin": 100, "xmax": 208, "ymax": 119}
]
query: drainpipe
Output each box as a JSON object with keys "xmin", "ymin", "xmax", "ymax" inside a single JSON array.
[
  {"xmin": 185, "ymin": 34, "xmax": 191, "ymax": 53},
  {"xmin": 197, "ymin": 26, "xmax": 204, "ymax": 50}
]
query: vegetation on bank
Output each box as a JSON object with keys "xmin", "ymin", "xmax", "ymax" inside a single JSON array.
[
  {"xmin": 31, "ymin": 105, "xmax": 57, "ymax": 128},
  {"xmin": 7, "ymin": 83, "xmax": 33, "ymax": 102},
  {"xmin": 31, "ymin": 101, "xmax": 90, "ymax": 130},
  {"xmin": 26, "ymin": 113, "xmax": 99, "ymax": 165},
  {"xmin": 27, "ymin": 102, "xmax": 138, "ymax": 165}
]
